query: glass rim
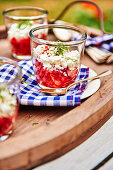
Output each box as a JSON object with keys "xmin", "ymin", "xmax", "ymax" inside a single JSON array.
[
  {"xmin": 29, "ymin": 24, "xmax": 87, "ymax": 46},
  {"xmin": 0, "ymin": 56, "xmax": 22, "ymax": 88},
  {"xmin": 3, "ymin": 6, "xmax": 48, "ymax": 21}
]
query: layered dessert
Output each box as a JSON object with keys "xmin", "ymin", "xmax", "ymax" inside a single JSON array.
[
  {"xmin": 0, "ymin": 88, "xmax": 18, "ymax": 136},
  {"xmin": 8, "ymin": 21, "xmax": 47, "ymax": 58},
  {"xmin": 32, "ymin": 44, "xmax": 80, "ymax": 88}
]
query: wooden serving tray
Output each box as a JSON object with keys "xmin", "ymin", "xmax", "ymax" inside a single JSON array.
[{"xmin": 0, "ymin": 32, "xmax": 113, "ymax": 170}]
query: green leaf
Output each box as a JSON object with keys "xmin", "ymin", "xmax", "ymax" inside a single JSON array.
[
  {"xmin": 28, "ymin": 73, "xmax": 34, "ymax": 77},
  {"xmin": 18, "ymin": 20, "xmax": 33, "ymax": 29},
  {"xmin": 65, "ymin": 57, "xmax": 78, "ymax": 62},
  {"xmin": 55, "ymin": 41, "xmax": 69, "ymax": 56},
  {"xmin": 32, "ymin": 122, "xmax": 39, "ymax": 126},
  {"xmin": 21, "ymin": 78, "xmax": 28, "ymax": 84}
]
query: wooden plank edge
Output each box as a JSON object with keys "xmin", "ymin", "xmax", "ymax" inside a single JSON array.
[
  {"xmin": 0, "ymin": 106, "xmax": 112, "ymax": 170},
  {"xmin": 0, "ymin": 74, "xmax": 113, "ymax": 170},
  {"xmin": 29, "ymin": 109, "xmax": 113, "ymax": 170}
]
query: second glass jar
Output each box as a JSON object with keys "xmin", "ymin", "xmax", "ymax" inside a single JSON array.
[{"xmin": 3, "ymin": 7, "xmax": 48, "ymax": 60}]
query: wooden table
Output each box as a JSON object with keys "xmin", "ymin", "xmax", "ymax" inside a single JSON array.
[
  {"xmin": 34, "ymin": 116, "xmax": 113, "ymax": 170},
  {"xmin": 0, "ymin": 33, "xmax": 113, "ymax": 170}
]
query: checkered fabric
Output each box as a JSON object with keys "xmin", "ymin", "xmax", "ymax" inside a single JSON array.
[
  {"xmin": 0, "ymin": 60, "xmax": 88, "ymax": 106},
  {"xmin": 73, "ymin": 34, "xmax": 113, "ymax": 51},
  {"xmin": 19, "ymin": 60, "xmax": 89, "ymax": 106},
  {"xmin": 0, "ymin": 63, "xmax": 18, "ymax": 83},
  {"xmin": 0, "ymin": 60, "xmax": 89, "ymax": 106}
]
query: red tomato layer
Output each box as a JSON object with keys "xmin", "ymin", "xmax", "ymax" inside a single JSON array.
[
  {"xmin": 34, "ymin": 59, "xmax": 79, "ymax": 88},
  {"xmin": 0, "ymin": 117, "xmax": 13, "ymax": 136},
  {"xmin": 10, "ymin": 34, "xmax": 46, "ymax": 56},
  {"xmin": 0, "ymin": 106, "xmax": 19, "ymax": 136}
]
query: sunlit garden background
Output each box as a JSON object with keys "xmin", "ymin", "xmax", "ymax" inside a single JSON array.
[{"xmin": 0, "ymin": 0, "xmax": 113, "ymax": 33}]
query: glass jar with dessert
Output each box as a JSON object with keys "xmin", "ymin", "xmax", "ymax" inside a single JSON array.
[
  {"xmin": 3, "ymin": 7, "xmax": 48, "ymax": 60},
  {"xmin": 0, "ymin": 57, "xmax": 21, "ymax": 141},
  {"xmin": 29, "ymin": 24, "xmax": 87, "ymax": 88}
]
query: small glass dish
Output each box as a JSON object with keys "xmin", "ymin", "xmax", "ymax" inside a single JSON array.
[
  {"xmin": 29, "ymin": 24, "xmax": 87, "ymax": 88},
  {"xmin": 3, "ymin": 7, "xmax": 48, "ymax": 60},
  {"xmin": 0, "ymin": 57, "xmax": 21, "ymax": 142}
]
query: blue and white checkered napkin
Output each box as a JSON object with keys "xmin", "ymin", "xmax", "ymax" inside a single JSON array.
[
  {"xmin": 86, "ymin": 34, "xmax": 113, "ymax": 51},
  {"xmin": 73, "ymin": 34, "xmax": 113, "ymax": 51},
  {"xmin": 18, "ymin": 60, "xmax": 89, "ymax": 106},
  {"xmin": 0, "ymin": 60, "xmax": 89, "ymax": 106},
  {"xmin": 0, "ymin": 63, "xmax": 18, "ymax": 83}
]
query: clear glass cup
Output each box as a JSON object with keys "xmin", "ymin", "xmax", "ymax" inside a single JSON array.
[
  {"xmin": 29, "ymin": 24, "xmax": 87, "ymax": 88},
  {"xmin": 3, "ymin": 7, "xmax": 48, "ymax": 60},
  {"xmin": 0, "ymin": 57, "xmax": 21, "ymax": 142}
]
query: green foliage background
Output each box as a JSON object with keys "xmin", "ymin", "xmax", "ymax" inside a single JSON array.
[{"xmin": 0, "ymin": 0, "xmax": 113, "ymax": 33}]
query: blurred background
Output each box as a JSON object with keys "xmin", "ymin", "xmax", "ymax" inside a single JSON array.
[{"xmin": 0, "ymin": 0, "xmax": 113, "ymax": 33}]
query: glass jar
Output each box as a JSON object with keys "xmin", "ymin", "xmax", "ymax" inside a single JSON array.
[
  {"xmin": 0, "ymin": 57, "xmax": 21, "ymax": 141},
  {"xmin": 30, "ymin": 24, "xmax": 87, "ymax": 88},
  {"xmin": 3, "ymin": 7, "xmax": 48, "ymax": 60}
]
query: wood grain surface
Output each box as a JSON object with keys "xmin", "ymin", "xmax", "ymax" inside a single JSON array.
[
  {"xmin": 0, "ymin": 36, "xmax": 113, "ymax": 170},
  {"xmin": 34, "ymin": 116, "xmax": 113, "ymax": 170}
]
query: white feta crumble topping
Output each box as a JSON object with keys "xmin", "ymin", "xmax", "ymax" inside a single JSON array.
[
  {"xmin": 8, "ymin": 21, "xmax": 46, "ymax": 40},
  {"xmin": 33, "ymin": 45, "xmax": 80, "ymax": 70},
  {"xmin": 0, "ymin": 89, "xmax": 17, "ymax": 117}
]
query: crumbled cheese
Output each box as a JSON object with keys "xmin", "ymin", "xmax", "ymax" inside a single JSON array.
[
  {"xmin": 33, "ymin": 45, "xmax": 80, "ymax": 70},
  {"xmin": 8, "ymin": 22, "xmax": 46, "ymax": 40},
  {"xmin": 0, "ymin": 89, "xmax": 17, "ymax": 117}
]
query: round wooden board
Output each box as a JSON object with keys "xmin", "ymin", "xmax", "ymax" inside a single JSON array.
[{"xmin": 0, "ymin": 36, "xmax": 113, "ymax": 170}]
